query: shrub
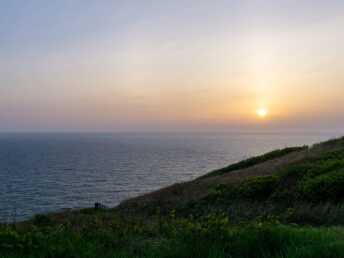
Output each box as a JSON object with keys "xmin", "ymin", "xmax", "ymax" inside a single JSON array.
[
  {"xmin": 200, "ymin": 184, "xmax": 229, "ymax": 203},
  {"xmin": 305, "ymin": 160, "xmax": 344, "ymax": 178},
  {"xmin": 273, "ymin": 189, "xmax": 299, "ymax": 203},
  {"xmin": 201, "ymin": 188, "xmax": 222, "ymax": 202},
  {"xmin": 277, "ymin": 149, "xmax": 344, "ymax": 188},
  {"xmin": 232, "ymin": 175, "xmax": 278, "ymax": 200},
  {"xmin": 299, "ymin": 169, "xmax": 344, "ymax": 200},
  {"xmin": 278, "ymin": 163, "xmax": 313, "ymax": 183}
]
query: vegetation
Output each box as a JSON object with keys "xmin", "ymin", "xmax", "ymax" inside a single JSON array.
[
  {"xmin": 1, "ymin": 136, "xmax": 344, "ymax": 257},
  {"xmin": 200, "ymin": 146, "xmax": 308, "ymax": 178},
  {"xmin": 232, "ymin": 175, "xmax": 278, "ymax": 200},
  {"xmin": 2, "ymin": 211, "xmax": 344, "ymax": 257}
]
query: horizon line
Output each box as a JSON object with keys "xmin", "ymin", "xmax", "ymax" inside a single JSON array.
[{"xmin": 0, "ymin": 131, "xmax": 342, "ymax": 134}]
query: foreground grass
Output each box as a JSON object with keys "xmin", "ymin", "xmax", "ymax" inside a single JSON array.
[{"xmin": 1, "ymin": 214, "xmax": 344, "ymax": 257}]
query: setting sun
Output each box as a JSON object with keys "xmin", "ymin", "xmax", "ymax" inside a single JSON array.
[{"xmin": 258, "ymin": 109, "xmax": 267, "ymax": 117}]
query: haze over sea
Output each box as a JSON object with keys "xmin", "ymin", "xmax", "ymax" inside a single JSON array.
[{"xmin": 0, "ymin": 132, "xmax": 341, "ymax": 220}]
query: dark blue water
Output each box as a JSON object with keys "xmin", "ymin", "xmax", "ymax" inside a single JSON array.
[{"xmin": 0, "ymin": 132, "xmax": 340, "ymax": 220}]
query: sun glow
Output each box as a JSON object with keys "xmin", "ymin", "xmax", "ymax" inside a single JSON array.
[{"xmin": 257, "ymin": 109, "xmax": 267, "ymax": 117}]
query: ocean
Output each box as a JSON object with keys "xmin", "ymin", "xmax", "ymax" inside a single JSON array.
[{"xmin": 0, "ymin": 132, "xmax": 340, "ymax": 221}]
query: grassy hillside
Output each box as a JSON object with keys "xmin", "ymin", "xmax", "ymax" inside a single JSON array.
[
  {"xmin": 200, "ymin": 146, "xmax": 308, "ymax": 179},
  {"xmin": 1, "ymin": 136, "xmax": 344, "ymax": 257}
]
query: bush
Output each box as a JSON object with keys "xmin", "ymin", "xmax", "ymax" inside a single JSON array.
[
  {"xmin": 277, "ymin": 149, "xmax": 344, "ymax": 189},
  {"xmin": 305, "ymin": 160, "xmax": 344, "ymax": 178},
  {"xmin": 232, "ymin": 175, "xmax": 278, "ymax": 200},
  {"xmin": 273, "ymin": 189, "xmax": 299, "ymax": 203},
  {"xmin": 201, "ymin": 188, "xmax": 222, "ymax": 202},
  {"xmin": 299, "ymin": 169, "xmax": 344, "ymax": 200}
]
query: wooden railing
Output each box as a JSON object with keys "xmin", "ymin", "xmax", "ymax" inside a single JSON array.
[{"xmin": 94, "ymin": 202, "xmax": 110, "ymax": 210}]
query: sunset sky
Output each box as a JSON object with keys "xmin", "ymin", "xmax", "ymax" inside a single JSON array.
[{"xmin": 1, "ymin": 0, "xmax": 344, "ymax": 132}]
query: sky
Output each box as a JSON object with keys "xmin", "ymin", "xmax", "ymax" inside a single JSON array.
[{"xmin": 1, "ymin": 0, "xmax": 344, "ymax": 132}]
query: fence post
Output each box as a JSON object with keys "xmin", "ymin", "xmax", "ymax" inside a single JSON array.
[{"xmin": 94, "ymin": 202, "xmax": 109, "ymax": 210}]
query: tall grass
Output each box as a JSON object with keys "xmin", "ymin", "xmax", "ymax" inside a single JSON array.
[{"xmin": 1, "ymin": 214, "xmax": 344, "ymax": 257}]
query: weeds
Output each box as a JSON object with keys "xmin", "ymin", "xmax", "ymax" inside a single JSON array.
[{"xmin": 2, "ymin": 213, "xmax": 344, "ymax": 257}]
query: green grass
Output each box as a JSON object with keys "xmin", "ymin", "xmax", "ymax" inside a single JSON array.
[
  {"xmin": 2, "ymin": 215, "xmax": 344, "ymax": 257},
  {"xmin": 200, "ymin": 146, "xmax": 308, "ymax": 179}
]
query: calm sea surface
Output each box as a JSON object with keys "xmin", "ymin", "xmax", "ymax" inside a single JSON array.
[{"xmin": 0, "ymin": 132, "xmax": 341, "ymax": 220}]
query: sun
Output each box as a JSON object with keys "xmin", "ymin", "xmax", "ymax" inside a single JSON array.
[{"xmin": 257, "ymin": 109, "xmax": 267, "ymax": 117}]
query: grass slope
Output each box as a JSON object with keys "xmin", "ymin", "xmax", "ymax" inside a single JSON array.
[
  {"xmin": 200, "ymin": 146, "xmax": 308, "ymax": 179},
  {"xmin": 1, "ymin": 136, "xmax": 344, "ymax": 257}
]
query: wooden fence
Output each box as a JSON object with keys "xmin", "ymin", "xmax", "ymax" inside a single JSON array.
[{"xmin": 94, "ymin": 202, "xmax": 110, "ymax": 210}]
